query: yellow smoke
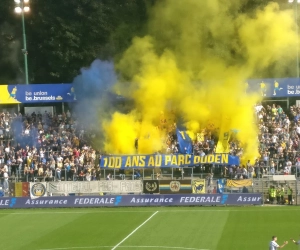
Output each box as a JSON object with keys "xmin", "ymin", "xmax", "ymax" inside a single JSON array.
[{"xmin": 103, "ymin": 0, "xmax": 298, "ymax": 163}]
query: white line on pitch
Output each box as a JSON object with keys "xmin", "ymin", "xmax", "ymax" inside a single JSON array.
[
  {"xmin": 40, "ymin": 245, "xmax": 208, "ymax": 250},
  {"xmin": 111, "ymin": 211, "xmax": 159, "ymax": 250}
]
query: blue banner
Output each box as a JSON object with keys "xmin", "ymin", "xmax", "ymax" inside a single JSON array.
[
  {"xmin": 0, "ymin": 193, "xmax": 263, "ymax": 208},
  {"xmin": 217, "ymin": 179, "xmax": 226, "ymax": 194},
  {"xmin": 0, "ymin": 84, "xmax": 75, "ymax": 104},
  {"xmin": 100, "ymin": 154, "xmax": 240, "ymax": 169},
  {"xmin": 247, "ymin": 78, "xmax": 300, "ymax": 97},
  {"xmin": 176, "ymin": 129, "xmax": 193, "ymax": 154}
]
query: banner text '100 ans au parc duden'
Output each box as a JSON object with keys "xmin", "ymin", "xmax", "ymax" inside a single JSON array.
[{"xmin": 100, "ymin": 154, "xmax": 240, "ymax": 169}]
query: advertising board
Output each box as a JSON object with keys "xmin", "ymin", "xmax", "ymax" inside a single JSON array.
[{"xmin": 0, "ymin": 194, "xmax": 262, "ymax": 208}]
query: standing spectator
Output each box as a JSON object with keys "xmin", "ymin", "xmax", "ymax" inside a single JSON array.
[
  {"xmin": 24, "ymin": 164, "xmax": 29, "ymax": 181},
  {"xmin": 287, "ymin": 186, "xmax": 293, "ymax": 205},
  {"xmin": 269, "ymin": 185, "xmax": 276, "ymax": 204},
  {"xmin": 16, "ymin": 155, "xmax": 23, "ymax": 178},
  {"xmin": 78, "ymin": 170, "xmax": 85, "ymax": 181},
  {"xmin": 91, "ymin": 168, "xmax": 96, "ymax": 181},
  {"xmin": 70, "ymin": 165, "xmax": 76, "ymax": 181},
  {"xmin": 38, "ymin": 164, "xmax": 44, "ymax": 179},
  {"xmin": 3, "ymin": 169, "xmax": 8, "ymax": 192},
  {"xmin": 296, "ymin": 158, "xmax": 300, "ymax": 177},
  {"xmin": 242, "ymin": 166, "xmax": 248, "ymax": 179},
  {"xmin": 44, "ymin": 167, "xmax": 53, "ymax": 182},
  {"xmin": 134, "ymin": 169, "xmax": 141, "ymax": 180},
  {"xmin": 207, "ymin": 173, "xmax": 213, "ymax": 187},
  {"xmin": 55, "ymin": 167, "xmax": 61, "ymax": 181},
  {"xmin": 0, "ymin": 150, "xmax": 4, "ymax": 166},
  {"xmin": 228, "ymin": 165, "xmax": 234, "ymax": 179},
  {"xmin": 280, "ymin": 186, "xmax": 285, "ymax": 205},
  {"xmin": 254, "ymin": 160, "xmax": 260, "ymax": 179},
  {"xmin": 119, "ymin": 169, "xmax": 125, "ymax": 180},
  {"xmin": 85, "ymin": 169, "xmax": 91, "ymax": 181},
  {"xmin": 270, "ymin": 165, "xmax": 276, "ymax": 175},
  {"xmin": 96, "ymin": 166, "xmax": 101, "ymax": 180},
  {"xmin": 248, "ymin": 164, "xmax": 254, "ymax": 178},
  {"xmin": 64, "ymin": 160, "xmax": 71, "ymax": 181},
  {"xmin": 28, "ymin": 168, "xmax": 34, "ymax": 182},
  {"xmin": 276, "ymin": 187, "xmax": 281, "ymax": 205}
]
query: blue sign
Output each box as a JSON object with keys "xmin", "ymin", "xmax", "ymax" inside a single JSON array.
[
  {"xmin": 247, "ymin": 78, "xmax": 300, "ymax": 97},
  {"xmin": 0, "ymin": 193, "xmax": 263, "ymax": 208},
  {"xmin": 100, "ymin": 154, "xmax": 240, "ymax": 169},
  {"xmin": 0, "ymin": 84, "xmax": 75, "ymax": 104}
]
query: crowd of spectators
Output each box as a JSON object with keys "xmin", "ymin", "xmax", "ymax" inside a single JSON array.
[
  {"xmin": 0, "ymin": 110, "xmax": 101, "ymax": 190},
  {"xmin": 0, "ymin": 101, "xmax": 299, "ymax": 190},
  {"xmin": 254, "ymin": 103, "xmax": 300, "ymax": 177},
  {"xmin": 161, "ymin": 102, "xmax": 300, "ymax": 179}
]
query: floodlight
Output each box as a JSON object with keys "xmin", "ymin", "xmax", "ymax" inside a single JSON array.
[
  {"xmin": 24, "ymin": 0, "xmax": 30, "ymax": 3},
  {"xmin": 14, "ymin": 7, "xmax": 22, "ymax": 13},
  {"xmin": 23, "ymin": 6, "xmax": 30, "ymax": 12},
  {"xmin": 14, "ymin": 0, "xmax": 21, "ymax": 4}
]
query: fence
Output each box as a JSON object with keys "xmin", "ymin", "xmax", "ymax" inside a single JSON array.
[
  {"xmin": 0, "ymin": 160, "xmax": 299, "ymax": 205},
  {"xmin": 0, "ymin": 174, "xmax": 298, "ymax": 205}
]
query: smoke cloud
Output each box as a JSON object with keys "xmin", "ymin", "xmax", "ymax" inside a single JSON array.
[
  {"xmin": 99, "ymin": 0, "xmax": 298, "ymax": 162},
  {"xmin": 72, "ymin": 59, "xmax": 118, "ymax": 148}
]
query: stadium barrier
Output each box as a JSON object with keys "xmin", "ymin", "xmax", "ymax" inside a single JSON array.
[
  {"xmin": 0, "ymin": 193, "xmax": 263, "ymax": 209},
  {"xmin": 3, "ymin": 173, "xmax": 300, "ymax": 206}
]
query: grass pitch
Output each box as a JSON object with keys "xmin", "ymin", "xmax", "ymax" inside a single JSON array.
[{"xmin": 1, "ymin": 206, "xmax": 299, "ymax": 250}]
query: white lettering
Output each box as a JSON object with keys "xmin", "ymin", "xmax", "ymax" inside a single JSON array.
[
  {"xmin": 0, "ymin": 200, "xmax": 9, "ymax": 206},
  {"xmin": 237, "ymin": 196, "xmax": 262, "ymax": 202}
]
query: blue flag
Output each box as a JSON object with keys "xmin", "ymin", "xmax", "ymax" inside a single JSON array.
[
  {"xmin": 217, "ymin": 179, "xmax": 226, "ymax": 194},
  {"xmin": 176, "ymin": 129, "xmax": 193, "ymax": 154}
]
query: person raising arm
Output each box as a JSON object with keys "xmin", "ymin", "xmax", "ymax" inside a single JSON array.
[
  {"xmin": 269, "ymin": 236, "xmax": 288, "ymax": 250},
  {"xmin": 290, "ymin": 236, "xmax": 300, "ymax": 246}
]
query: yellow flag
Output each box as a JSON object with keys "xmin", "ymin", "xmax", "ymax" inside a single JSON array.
[{"xmin": 192, "ymin": 179, "xmax": 206, "ymax": 194}]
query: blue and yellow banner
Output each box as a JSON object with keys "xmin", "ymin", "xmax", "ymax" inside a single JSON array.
[
  {"xmin": 226, "ymin": 179, "xmax": 252, "ymax": 187},
  {"xmin": 192, "ymin": 179, "xmax": 205, "ymax": 194},
  {"xmin": 217, "ymin": 179, "xmax": 226, "ymax": 194},
  {"xmin": 176, "ymin": 129, "xmax": 193, "ymax": 154},
  {"xmin": 100, "ymin": 154, "xmax": 240, "ymax": 169},
  {"xmin": 0, "ymin": 84, "xmax": 75, "ymax": 104}
]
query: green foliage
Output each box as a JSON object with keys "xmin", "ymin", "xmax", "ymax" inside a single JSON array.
[
  {"xmin": 0, "ymin": 0, "xmax": 149, "ymax": 84},
  {"xmin": 0, "ymin": 0, "xmax": 23, "ymax": 83},
  {"xmin": 0, "ymin": 0, "xmax": 295, "ymax": 84}
]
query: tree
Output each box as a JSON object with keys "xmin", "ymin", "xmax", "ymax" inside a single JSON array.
[
  {"xmin": 0, "ymin": 0, "xmax": 23, "ymax": 84},
  {"xmin": 26, "ymin": 0, "xmax": 149, "ymax": 83},
  {"xmin": 0, "ymin": 0, "xmax": 150, "ymax": 84}
]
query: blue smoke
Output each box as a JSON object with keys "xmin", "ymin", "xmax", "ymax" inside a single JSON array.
[
  {"xmin": 71, "ymin": 60, "xmax": 119, "ymax": 140},
  {"xmin": 73, "ymin": 59, "xmax": 117, "ymax": 99}
]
